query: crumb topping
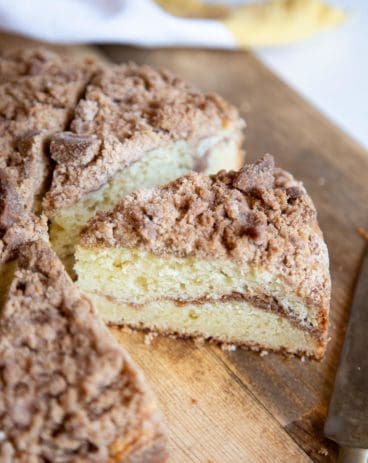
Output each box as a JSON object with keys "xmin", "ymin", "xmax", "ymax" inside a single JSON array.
[
  {"xmin": 81, "ymin": 155, "xmax": 330, "ymax": 307},
  {"xmin": 0, "ymin": 132, "xmax": 51, "ymax": 213},
  {"xmin": 0, "ymin": 48, "xmax": 95, "ymax": 167},
  {"xmin": 0, "ymin": 48, "xmax": 94, "ymax": 83},
  {"xmin": 0, "ymin": 131, "xmax": 51, "ymax": 263},
  {"xmin": 0, "ymin": 49, "xmax": 244, "ymax": 219},
  {"xmin": 43, "ymin": 63, "xmax": 244, "ymax": 214},
  {"xmin": 0, "ymin": 214, "xmax": 48, "ymax": 264},
  {"xmin": 0, "ymin": 48, "xmax": 95, "ymax": 138},
  {"xmin": 0, "ymin": 241, "xmax": 166, "ymax": 462}
]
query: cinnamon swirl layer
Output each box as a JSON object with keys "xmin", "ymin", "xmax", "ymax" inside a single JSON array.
[{"xmin": 87, "ymin": 292, "xmax": 326, "ymax": 359}]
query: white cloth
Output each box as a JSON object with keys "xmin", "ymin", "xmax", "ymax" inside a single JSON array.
[
  {"xmin": 0, "ymin": 0, "xmax": 235, "ymax": 47},
  {"xmin": 0, "ymin": 0, "xmax": 366, "ymax": 148}
]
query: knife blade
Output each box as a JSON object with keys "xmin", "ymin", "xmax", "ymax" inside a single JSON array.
[{"xmin": 325, "ymin": 245, "xmax": 368, "ymax": 462}]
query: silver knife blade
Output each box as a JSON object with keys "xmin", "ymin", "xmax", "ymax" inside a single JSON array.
[{"xmin": 325, "ymin": 245, "xmax": 368, "ymax": 448}]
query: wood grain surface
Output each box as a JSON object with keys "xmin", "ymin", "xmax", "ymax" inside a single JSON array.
[{"xmin": 1, "ymin": 34, "xmax": 367, "ymax": 462}]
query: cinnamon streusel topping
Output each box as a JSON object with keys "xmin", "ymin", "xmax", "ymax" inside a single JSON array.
[
  {"xmin": 0, "ymin": 48, "xmax": 95, "ymax": 142},
  {"xmin": 0, "ymin": 213, "xmax": 48, "ymax": 264}
]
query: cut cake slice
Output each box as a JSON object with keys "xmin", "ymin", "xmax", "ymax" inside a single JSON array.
[
  {"xmin": 43, "ymin": 63, "xmax": 245, "ymax": 272},
  {"xmin": 0, "ymin": 240, "xmax": 167, "ymax": 462},
  {"xmin": 75, "ymin": 155, "xmax": 331, "ymax": 359}
]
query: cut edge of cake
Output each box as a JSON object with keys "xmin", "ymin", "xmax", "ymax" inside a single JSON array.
[{"xmin": 75, "ymin": 155, "xmax": 331, "ymax": 360}]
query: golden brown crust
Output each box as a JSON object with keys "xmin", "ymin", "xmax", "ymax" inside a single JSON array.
[
  {"xmin": 111, "ymin": 324, "xmax": 326, "ymax": 361},
  {"xmin": 43, "ymin": 62, "xmax": 244, "ymax": 215},
  {"xmin": 0, "ymin": 240, "xmax": 167, "ymax": 462},
  {"xmin": 81, "ymin": 155, "xmax": 330, "ymax": 315}
]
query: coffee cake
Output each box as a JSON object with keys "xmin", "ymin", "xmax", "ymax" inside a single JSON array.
[
  {"xmin": 76, "ymin": 155, "xmax": 331, "ymax": 359},
  {"xmin": 0, "ymin": 240, "xmax": 167, "ymax": 462}
]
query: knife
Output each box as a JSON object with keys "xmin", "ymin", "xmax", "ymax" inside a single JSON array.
[{"xmin": 324, "ymin": 245, "xmax": 368, "ymax": 462}]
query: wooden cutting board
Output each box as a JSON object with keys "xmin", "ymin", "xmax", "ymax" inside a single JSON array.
[{"xmin": 1, "ymin": 35, "xmax": 367, "ymax": 462}]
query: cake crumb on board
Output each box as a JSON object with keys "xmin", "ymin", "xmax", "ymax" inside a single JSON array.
[
  {"xmin": 317, "ymin": 447, "xmax": 329, "ymax": 456},
  {"xmin": 144, "ymin": 332, "xmax": 158, "ymax": 345},
  {"xmin": 221, "ymin": 343, "xmax": 237, "ymax": 352}
]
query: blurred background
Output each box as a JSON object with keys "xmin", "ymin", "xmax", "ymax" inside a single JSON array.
[{"xmin": 0, "ymin": 0, "xmax": 366, "ymax": 148}]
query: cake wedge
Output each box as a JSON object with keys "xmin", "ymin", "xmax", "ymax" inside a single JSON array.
[
  {"xmin": 0, "ymin": 240, "xmax": 167, "ymax": 463},
  {"xmin": 75, "ymin": 155, "xmax": 331, "ymax": 359}
]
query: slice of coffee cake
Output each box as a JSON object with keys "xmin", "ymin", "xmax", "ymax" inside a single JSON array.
[
  {"xmin": 0, "ymin": 240, "xmax": 167, "ymax": 463},
  {"xmin": 75, "ymin": 155, "xmax": 330, "ymax": 359},
  {"xmin": 44, "ymin": 63, "xmax": 245, "ymax": 272}
]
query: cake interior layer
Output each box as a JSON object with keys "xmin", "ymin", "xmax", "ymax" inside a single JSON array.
[
  {"xmin": 75, "ymin": 247, "xmax": 319, "ymax": 331},
  {"xmin": 88, "ymin": 292, "xmax": 324, "ymax": 359},
  {"xmin": 50, "ymin": 130, "xmax": 241, "ymax": 274}
]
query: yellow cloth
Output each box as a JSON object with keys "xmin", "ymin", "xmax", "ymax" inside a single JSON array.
[{"xmin": 155, "ymin": 0, "xmax": 346, "ymax": 47}]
